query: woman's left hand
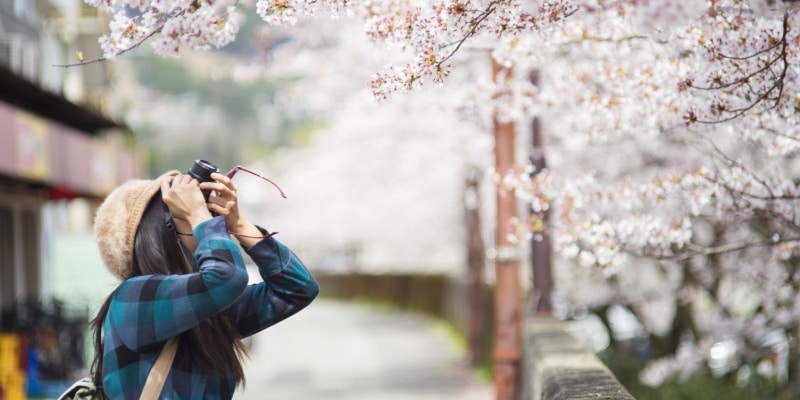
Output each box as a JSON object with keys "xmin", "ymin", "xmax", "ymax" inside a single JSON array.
[
  {"xmin": 201, "ymin": 173, "xmax": 263, "ymax": 245},
  {"xmin": 201, "ymin": 173, "xmax": 243, "ymax": 227}
]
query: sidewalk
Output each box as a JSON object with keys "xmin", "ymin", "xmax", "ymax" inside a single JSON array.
[{"xmin": 233, "ymin": 299, "xmax": 493, "ymax": 400}]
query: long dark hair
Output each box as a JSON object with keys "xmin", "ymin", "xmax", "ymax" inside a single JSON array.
[{"xmin": 90, "ymin": 192, "xmax": 248, "ymax": 390}]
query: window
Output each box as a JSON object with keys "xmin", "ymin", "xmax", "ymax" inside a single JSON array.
[{"xmin": 13, "ymin": 0, "xmax": 35, "ymax": 21}]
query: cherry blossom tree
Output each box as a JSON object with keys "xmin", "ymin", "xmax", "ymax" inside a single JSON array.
[
  {"xmin": 498, "ymin": 1, "xmax": 800, "ymax": 393},
  {"xmin": 83, "ymin": 0, "xmax": 800, "ymax": 394}
]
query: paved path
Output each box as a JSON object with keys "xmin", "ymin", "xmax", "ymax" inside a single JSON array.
[{"xmin": 234, "ymin": 299, "xmax": 493, "ymax": 400}]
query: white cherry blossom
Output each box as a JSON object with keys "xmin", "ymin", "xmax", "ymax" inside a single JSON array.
[{"xmin": 85, "ymin": 0, "xmax": 800, "ymax": 392}]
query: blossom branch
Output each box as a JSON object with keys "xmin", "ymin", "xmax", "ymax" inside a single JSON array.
[
  {"xmin": 635, "ymin": 235, "xmax": 800, "ymax": 262},
  {"xmin": 53, "ymin": 24, "xmax": 166, "ymax": 67},
  {"xmin": 690, "ymin": 12, "xmax": 791, "ymax": 124},
  {"xmin": 436, "ymin": 1, "xmax": 498, "ymax": 66}
]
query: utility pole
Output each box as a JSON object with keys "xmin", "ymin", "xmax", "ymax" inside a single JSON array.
[
  {"xmin": 491, "ymin": 58, "xmax": 522, "ymax": 400},
  {"xmin": 528, "ymin": 70, "xmax": 553, "ymax": 315},
  {"xmin": 464, "ymin": 167, "xmax": 486, "ymax": 366}
]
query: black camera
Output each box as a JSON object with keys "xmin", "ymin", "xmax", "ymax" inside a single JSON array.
[{"xmin": 188, "ymin": 159, "xmax": 219, "ymax": 200}]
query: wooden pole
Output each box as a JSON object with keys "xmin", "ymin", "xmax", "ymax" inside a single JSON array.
[
  {"xmin": 491, "ymin": 58, "xmax": 522, "ymax": 400},
  {"xmin": 464, "ymin": 168, "xmax": 486, "ymax": 366},
  {"xmin": 528, "ymin": 70, "xmax": 553, "ymax": 315}
]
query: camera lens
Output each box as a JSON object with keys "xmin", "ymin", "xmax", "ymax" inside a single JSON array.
[
  {"xmin": 188, "ymin": 159, "xmax": 219, "ymax": 201},
  {"xmin": 188, "ymin": 159, "xmax": 219, "ymax": 183}
]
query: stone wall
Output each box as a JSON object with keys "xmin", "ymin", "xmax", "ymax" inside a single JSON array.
[{"xmin": 522, "ymin": 318, "xmax": 635, "ymax": 400}]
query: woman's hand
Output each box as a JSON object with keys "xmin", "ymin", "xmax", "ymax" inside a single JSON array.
[
  {"xmin": 202, "ymin": 173, "xmax": 264, "ymax": 247},
  {"xmin": 161, "ymin": 174, "xmax": 212, "ymax": 228}
]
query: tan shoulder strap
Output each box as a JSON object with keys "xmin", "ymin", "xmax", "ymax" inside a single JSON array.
[{"xmin": 140, "ymin": 337, "xmax": 179, "ymax": 400}]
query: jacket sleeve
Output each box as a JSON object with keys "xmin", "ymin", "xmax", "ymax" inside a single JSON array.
[
  {"xmin": 108, "ymin": 216, "xmax": 250, "ymax": 351},
  {"xmin": 224, "ymin": 234, "xmax": 319, "ymax": 337}
]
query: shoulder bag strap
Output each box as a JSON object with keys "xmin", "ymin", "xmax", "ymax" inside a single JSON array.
[{"xmin": 139, "ymin": 337, "xmax": 179, "ymax": 400}]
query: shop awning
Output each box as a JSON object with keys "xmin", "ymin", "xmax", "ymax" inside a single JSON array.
[{"xmin": 0, "ymin": 67, "xmax": 139, "ymax": 199}]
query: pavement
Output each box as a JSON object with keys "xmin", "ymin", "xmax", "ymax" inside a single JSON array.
[{"xmin": 233, "ymin": 299, "xmax": 493, "ymax": 400}]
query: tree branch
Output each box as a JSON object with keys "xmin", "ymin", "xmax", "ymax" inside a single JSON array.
[
  {"xmin": 637, "ymin": 235, "xmax": 800, "ymax": 261},
  {"xmin": 53, "ymin": 7, "xmax": 192, "ymax": 68},
  {"xmin": 693, "ymin": 12, "xmax": 791, "ymax": 123}
]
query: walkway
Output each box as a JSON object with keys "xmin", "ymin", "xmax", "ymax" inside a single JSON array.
[{"xmin": 234, "ymin": 299, "xmax": 493, "ymax": 400}]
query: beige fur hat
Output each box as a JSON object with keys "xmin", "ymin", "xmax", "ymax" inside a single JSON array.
[{"xmin": 95, "ymin": 170, "xmax": 179, "ymax": 280}]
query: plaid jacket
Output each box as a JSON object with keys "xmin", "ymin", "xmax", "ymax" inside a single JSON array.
[{"xmin": 101, "ymin": 217, "xmax": 319, "ymax": 399}]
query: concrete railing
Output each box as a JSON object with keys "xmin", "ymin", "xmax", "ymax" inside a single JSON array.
[{"xmin": 522, "ymin": 317, "xmax": 636, "ymax": 400}]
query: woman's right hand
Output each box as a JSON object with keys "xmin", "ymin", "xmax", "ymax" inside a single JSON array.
[{"xmin": 161, "ymin": 174, "xmax": 213, "ymax": 228}]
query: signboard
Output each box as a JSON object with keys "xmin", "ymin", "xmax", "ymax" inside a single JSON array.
[
  {"xmin": 0, "ymin": 100, "xmax": 138, "ymax": 198},
  {"xmin": 14, "ymin": 110, "xmax": 49, "ymax": 181}
]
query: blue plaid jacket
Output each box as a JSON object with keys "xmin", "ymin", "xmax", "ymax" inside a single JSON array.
[{"xmin": 101, "ymin": 217, "xmax": 319, "ymax": 399}]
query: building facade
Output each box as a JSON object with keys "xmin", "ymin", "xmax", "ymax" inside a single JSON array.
[{"xmin": 0, "ymin": 0, "xmax": 139, "ymax": 311}]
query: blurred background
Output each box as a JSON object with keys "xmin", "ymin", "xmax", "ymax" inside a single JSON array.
[
  {"xmin": 0, "ymin": 1, "xmax": 498, "ymax": 399},
  {"xmin": 0, "ymin": 1, "xmax": 795, "ymax": 400}
]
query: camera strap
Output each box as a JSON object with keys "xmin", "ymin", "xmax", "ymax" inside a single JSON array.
[
  {"xmin": 162, "ymin": 201, "xmax": 178, "ymax": 235},
  {"xmin": 162, "ymin": 200, "xmax": 199, "ymax": 272}
]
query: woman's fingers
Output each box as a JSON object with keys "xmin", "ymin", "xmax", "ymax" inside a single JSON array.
[
  {"xmin": 200, "ymin": 173, "xmax": 236, "ymax": 198},
  {"xmin": 160, "ymin": 178, "xmax": 173, "ymax": 201},
  {"xmin": 205, "ymin": 174, "xmax": 237, "ymax": 215},
  {"xmin": 210, "ymin": 172, "xmax": 232, "ymax": 186},
  {"xmin": 207, "ymin": 197, "xmax": 235, "ymax": 213},
  {"xmin": 161, "ymin": 174, "xmax": 212, "ymax": 225}
]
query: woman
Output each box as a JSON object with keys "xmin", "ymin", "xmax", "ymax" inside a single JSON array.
[{"xmin": 90, "ymin": 170, "xmax": 319, "ymax": 399}]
